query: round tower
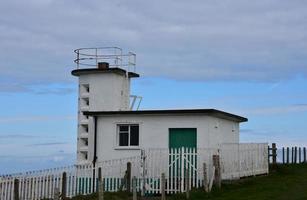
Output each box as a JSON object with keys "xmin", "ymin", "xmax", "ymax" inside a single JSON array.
[{"xmin": 71, "ymin": 47, "xmax": 139, "ymax": 164}]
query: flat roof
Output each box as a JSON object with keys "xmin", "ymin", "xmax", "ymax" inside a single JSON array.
[
  {"xmin": 71, "ymin": 67, "xmax": 139, "ymax": 78},
  {"xmin": 84, "ymin": 109, "xmax": 248, "ymax": 122}
]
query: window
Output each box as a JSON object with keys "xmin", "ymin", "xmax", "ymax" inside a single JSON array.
[
  {"xmin": 81, "ymin": 84, "xmax": 90, "ymax": 93},
  {"xmin": 81, "ymin": 124, "xmax": 89, "ymax": 133},
  {"xmin": 118, "ymin": 124, "xmax": 139, "ymax": 146},
  {"xmin": 81, "ymin": 97, "xmax": 89, "ymax": 106},
  {"xmin": 82, "ymin": 138, "xmax": 88, "ymax": 146}
]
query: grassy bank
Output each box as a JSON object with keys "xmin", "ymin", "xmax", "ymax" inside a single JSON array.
[
  {"xmin": 170, "ymin": 164, "xmax": 307, "ymax": 200},
  {"xmin": 65, "ymin": 164, "xmax": 307, "ymax": 200}
]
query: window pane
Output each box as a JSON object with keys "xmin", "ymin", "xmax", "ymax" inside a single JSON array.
[
  {"xmin": 119, "ymin": 125, "xmax": 129, "ymax": 132},
  {"xmin": 130, "ymin": 125, "xmax": 139, "ymax": 146},
  {"xmin": 119, "ymin": 132, "xmax": 128, "ymax": 146}
]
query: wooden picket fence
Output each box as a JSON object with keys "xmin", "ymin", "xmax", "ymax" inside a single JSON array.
[
  {"xmin": 0, "ymin": 166, "xmax": 74, "ymax": 200},
  {"xmin": 0, "ymin": 156, "xmax": 141, "ymax": 200},
  {"xmin": 220, "ymin": 143, "xmax": 268, "ymax": 179},
  {"xmin": 281, "ymin": 146, "xmax": 307, "ymax": 164},
  {"xmin": 268, "ymin": 143, "xmax": 307, "ymax": 165},
  {"xmin": 0, "ymin": 143, "xmax": 269, "ymax": 199},
  {"xmin": 76, "ymin": 155, "xmax": 141, "ymax": 195},
  {"xmin": 143, "ymin": 147, "xmax": 218, "ymax": 194}
]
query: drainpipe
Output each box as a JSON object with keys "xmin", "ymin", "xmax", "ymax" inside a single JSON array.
[
  {"xmin": 93, "ymin": 116, "xmax": 98, "ymax": 165},
  {"xmin": 92, "ymin": 116, "xmax": 98, "ymax": 191}
]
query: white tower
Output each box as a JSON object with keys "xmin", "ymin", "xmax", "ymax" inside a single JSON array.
[{"xmin": 71, "ymin": 47, "xmax": 139, "ymax": 164}]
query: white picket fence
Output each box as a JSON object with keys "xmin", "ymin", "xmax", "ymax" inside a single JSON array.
[
  {"xmin": 76, "ymin": 155, "xmax": 141, "ymax": 195},
  {"xmin": 0, "ymin": 143, "xmax": 268, "ymax": 199},
  {"xmin": 143, "ymin": 147, "xmax": 218, "ymax": 194},
  {"xmin": 0, "ymin": 166, "xmax": 75, "ymax": 200},
  {"xmin": 0, "ymin": 156, "xmax": 141, "ymax": 200},
  {"xmin": 220, "ymin": 143, "xmax": 268, "ymax": 179},
  {"xmin": 143, "ymin": 143, "xmax": 268, "ymax": 194}
]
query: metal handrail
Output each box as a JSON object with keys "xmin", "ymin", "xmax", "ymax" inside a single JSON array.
[{"xmin": 74, "ymin": 47, "xmax": 136, "ymax": 73}]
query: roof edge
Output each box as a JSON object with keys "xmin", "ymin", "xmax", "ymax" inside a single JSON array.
[
  {"xmin": 83, "ymin": 109, "xmax": 248, "ymax": 122},
  {"xmin": 71, "ymin": 67, "xmax": 140, "ymax": 78}
]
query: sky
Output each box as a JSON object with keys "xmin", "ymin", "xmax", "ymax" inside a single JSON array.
[{"xmin": 0, "ymin": 0, "xmax": 307, "ymax": 174}]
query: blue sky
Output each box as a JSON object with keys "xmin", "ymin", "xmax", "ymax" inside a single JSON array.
[{"xmin": 0, "ymin": 0, "xmax": 307, "ymax": 174}]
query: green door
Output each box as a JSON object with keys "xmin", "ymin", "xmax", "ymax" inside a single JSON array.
[
  {"xmin": 168, "ymin": 128, "xmax": 197, "ymax": 185},
  {"xmin": 169, "ymin": 128, "xmax": 197, "ymax": 149}
]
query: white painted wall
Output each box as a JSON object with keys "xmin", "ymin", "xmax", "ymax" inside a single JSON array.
[
  {"xmin": 77, "ymin": 72, "xmax": 131, "ymax": 164},
  {"xmin": 90, "ymin": 114, "xmax": 240, "ymax": 162},
  {"xmin": 79, "ymin": 73, "xmax": 130, "ymax": 111}
]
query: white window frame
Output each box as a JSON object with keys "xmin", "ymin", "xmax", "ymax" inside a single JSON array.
[{"xmin": 116, "ymin": 124, "xmax": 140, "ymax": 149}]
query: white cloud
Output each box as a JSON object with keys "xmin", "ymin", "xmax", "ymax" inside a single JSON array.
[
  {"xmin": 246, "ymin": 104, "xmax": 307, "ymax": 115},
  {"xmin": 0, "ymin": 0, "xmax": 306, "ymax": 88},
  {"xmin": 0, "ymin": 115, "xmax": 75, "ymax": 123},
  {"xmin": 0, "ymin": 134, "xmax": 38, "ymax": 139},
  {"xmin": 27, "ymin": 142, "xmax": 68, "ymax": 147},
  {"xmin": 52, "ymin": 156, "xmax": 65, "ymax": 162}
]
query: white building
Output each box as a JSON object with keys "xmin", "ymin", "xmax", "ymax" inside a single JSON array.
[
  {"xmin": 0, "ymin": 48, "xmax": 267, "ymax": 200},
  {"xmin": 72, "ymin": 47, "xmax": 247, "ymax": 165}
]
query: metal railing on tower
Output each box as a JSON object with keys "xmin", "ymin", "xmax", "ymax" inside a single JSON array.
[{"xmin": 74, "ymin": 47, "xmax": 136, "ymax": 73}]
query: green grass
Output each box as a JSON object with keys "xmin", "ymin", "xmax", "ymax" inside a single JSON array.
[
  {"xmin": 169, "ymin": 164, "xmax": 307, "ymax": 200},
  {"xmin": 63, "ymin": 164, "xmax": 307, "ymax": 200},
  {"xmin": 68, "ymin": 191, "xmax": 132, "ymax": 200}
]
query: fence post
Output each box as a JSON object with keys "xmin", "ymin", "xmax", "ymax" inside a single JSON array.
[
  {"xmin": 185, "ymin": 169, "xmax": 190, "ymax": 199},
  {"xmin": 287, "ymin": 147, "xmax": 289, "ymax": 164},
  {"xmin": 295, "ymin": 147, "xmax": 297, "ymax": 164},
  {"xmin": 14, "ymin": 179, "xmax": 19, "ymax": 200},
  {"xmin": 272, "ymin": 143, "xmax": 277, "ymax": 167},
  {"xmin": 140, "ymin": 150, "xmax": 146, "ymax": 197},
  {"xmin": 203, "ymin": 163, "xmax": 208, "ymax": 192},
  {"xmin": 299, "ymin": 147, "xmax": 302, "ymax": 163},
  {"xmin": 161, "ymin": 173, "xmax": 166, "ymax": 200},
  {"xmin": 213, "ymin": 155, "xmax": 221, "ymax": 188},
  {"xmin": 267, "ymin": 145, "xmax": 270, "ymax": 165},
  {"xmin": 54, "ymin": 187, "xmax": 60, "ymax": 200},
  {"xmin": 304, "ymin": 147, "xmax": 306, "ymax": 163},
  {"xmin": 61, "ymin": 172, "xmax": 67, "ymax": 199},
  {"xmin": 126, "ymin": 162, "xmax": 131, "ymax": 192},
  {"xmin": 132, "ymin": 176, "xmax": 137, "ymax": 200},
  {"xmin": 98, "ymin": 167, "xmax": 104, "ymax": 200},
  {"xmin": 292, "ymin": 147, "xmax": 294, "ymax": 163},
  {"xmin": 282, "ymin": 147, "xmax": 285, "ymax": 164}
]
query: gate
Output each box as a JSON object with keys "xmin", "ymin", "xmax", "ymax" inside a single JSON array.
[
  {"xmin": 143, "ymin": 147, "xmax": 200, "ymax": 194},
  {"xmin": 168, "ymin": 147, "xmax": 198, "ymax": 193}
]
